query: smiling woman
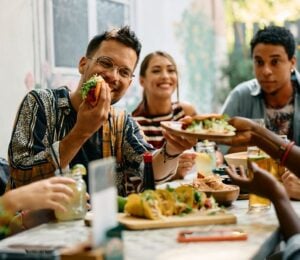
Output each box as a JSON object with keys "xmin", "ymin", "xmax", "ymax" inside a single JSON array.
[
  {"xmin": 132, "ymin": 51, "xmax": 197, "ymax": 149},
  {"xmin": 132, "ymin": 51, "xmax": 198, "ymax": 179}
]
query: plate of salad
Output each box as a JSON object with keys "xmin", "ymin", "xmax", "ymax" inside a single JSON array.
[{"xmin": 161, "ymin": 114, "xmax": 236, "ymax": 140}]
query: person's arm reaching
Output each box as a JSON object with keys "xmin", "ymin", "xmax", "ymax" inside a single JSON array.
[
  {"xmin": 1, "ymin": 176, "xmax": 75, "ymax": 235},
  {"xmin": 2, "ymin": 176, "xmax": 75, "ymax": 213},
  {"xmin": 218, "ymin": 117, "xmax": 300, "ymax": 177},
  {"xmin": 226, "ymin": 163, "xmax": 300, "ymax": 241},
  {"xmin": 152, "ymin": 130, "xmax": 198, "ymax": 183}
]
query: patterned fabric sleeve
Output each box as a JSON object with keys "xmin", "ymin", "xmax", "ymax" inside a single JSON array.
[
  {"xmin": 119, "ymin": 115, "xmax": 154, "ymax": 196},
  {"xmin": 7, "ymin": 91, "xmax": 57, "ymax": 189}
]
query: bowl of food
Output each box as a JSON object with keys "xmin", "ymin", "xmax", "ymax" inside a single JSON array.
[
  {"xmin": 224, "ymin": 151, "xmax": 247, "ymax": 169},
  {"xmin": 203, "ymin": 185, "xmax": 240, "ymax": 207},
  {"xmin": 192, "ymin": 174, "xmax": 240, "ymax": 206}
]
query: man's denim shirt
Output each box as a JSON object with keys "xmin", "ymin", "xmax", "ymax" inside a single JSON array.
[{"xmin": 220, "ymin": 71, "xmax": 300, "ymax": 153}]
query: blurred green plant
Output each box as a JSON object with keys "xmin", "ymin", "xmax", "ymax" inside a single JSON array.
[
  {"xmin": 222, "ymin": 48, "xmax": 253, "ymax": 89},
  {"xmin": 218, "ymin": 48, "xmax": 253, "ymax": 104},
  {"xmin": 175, "ymin": 5, "xmax": 216, "ymax": 113}
]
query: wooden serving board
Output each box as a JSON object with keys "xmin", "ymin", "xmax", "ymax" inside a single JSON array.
[{"xmin": 117, "ymin": 211, "xmax": 236, "ymax": 230}]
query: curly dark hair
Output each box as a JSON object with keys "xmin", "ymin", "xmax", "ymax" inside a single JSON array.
[
  {"xmin": 250, "ymin": 25, "xmax": 295, "ymax": 59},
  {"xmin": 85, "ymin": 26, "xmax": 142, "ymax": 65}
]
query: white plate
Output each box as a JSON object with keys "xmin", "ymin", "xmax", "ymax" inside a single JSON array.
[{"xmin": 160, "ymin": 121, "xmax": 235, "ymax": 141}]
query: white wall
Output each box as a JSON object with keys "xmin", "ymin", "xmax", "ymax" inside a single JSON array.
[
  {"xmin": 0, "ymin": 0, "xmax": 36, "ymax": 158},
  {"xmin": 120, "ymin": 0, "xmax": 227, "ymax": 113},
  {"xmin": 135, "ymin": 0, "xmax": 191, "ymax": 63},
  {"xmin": 0, "ymin": 0, "xmax": 227, "ymax": 158},
  {"xmin": 131, "ymin": 0, "xmax": 194, "ymax": 102}
]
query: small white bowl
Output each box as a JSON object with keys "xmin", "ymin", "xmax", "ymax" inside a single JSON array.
[{"xmin": 224, "ymin": 152, "xmax": 247, "ymax": 169}]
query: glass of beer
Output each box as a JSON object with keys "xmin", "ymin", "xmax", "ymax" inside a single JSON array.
[
  {"xmin": 270, "ymin": 158, "xmax": 286, "ymax": 182},
  {"xmin": 247, "ymin": 146, "xmax": 271, "ymax": 213},
  {"xmin": 270, "ymin": 135, "xmax": 288, "ymax": 182}
]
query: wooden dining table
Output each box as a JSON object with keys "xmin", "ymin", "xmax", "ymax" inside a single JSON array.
[
  {"xmin": 0, "ymin": 197, "xmax": 297, "ymax": 259},
  {"xmin": 123, "ymin": 199, "xmax": 282, "ymax": 260}
]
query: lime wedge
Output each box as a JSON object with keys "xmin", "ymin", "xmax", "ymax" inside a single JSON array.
[
  {"xmin": 117, "ymin": 196, "xmax": 127, "ymax": 212},
  {"xmin": 71, "ymin": 164, "xmax": 87, "ymax": 175}
]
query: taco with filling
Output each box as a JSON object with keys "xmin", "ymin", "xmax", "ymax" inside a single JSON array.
[
  {"xmin": 155, "ymin": 189, "xmax": 175, "ymax": 216},
  {"xmin": 124, "ymin": 190, "xmax": 162, "ymax": 220},
  {"xmin": 80, "ymin": 75, "xmax": 104, "ymax": 106},
  {"xmin": 180, "ymin": 114, "xmax": 236, "ymax": 135}
]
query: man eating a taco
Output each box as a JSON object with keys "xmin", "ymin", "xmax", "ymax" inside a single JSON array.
[{"xmin": 8, "ymin": 26, "xmax": 197, "ymax": 196}]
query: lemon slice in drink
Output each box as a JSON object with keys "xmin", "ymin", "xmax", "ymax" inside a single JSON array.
[{"xmin": 195, "ymin": 153, "xmax": 214, "ymax": 175}]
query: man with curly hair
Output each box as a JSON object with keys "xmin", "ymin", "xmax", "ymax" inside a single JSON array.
[{"xmin": 222, "ymin": 25, "xmax": 300, "ymax": 153}]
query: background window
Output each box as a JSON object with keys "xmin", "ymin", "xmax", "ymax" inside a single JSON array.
[
  {"xmin": 97, "ymin": 0, "xmax": 128, "ymax": 32},
  {"xmin": 52, "ymin": 0, "xmax": 89, "ymax": 68},
  {"xmin": 50, "ymin": 0, "xmax": 131, "ymax": 70}
]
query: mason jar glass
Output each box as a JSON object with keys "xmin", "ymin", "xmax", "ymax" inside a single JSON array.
[
  {"xmin": 55, "ymin": 171, "xmax": 87, "ymax": 221},
  {"xmin": 194, "ymin": 141, "xmax": 217, "ymax": 175}
]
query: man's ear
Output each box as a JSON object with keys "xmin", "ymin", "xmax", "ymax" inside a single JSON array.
[
  {"xmin": 78, "ymin": 56, "xmax": 88, "ymax": 74},
  {"xmin": 291, "ymin": 56, "xmax": 297, "ymax": 70}
]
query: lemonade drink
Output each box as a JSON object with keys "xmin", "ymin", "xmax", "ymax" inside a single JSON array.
[
  {"xmin": 55, "ymin": 165, "xmax": 87, "ymax": 221},
  {"xmin": 195, "ymin": 141, "xmax": 216, "ymax": 175},
  {"xmin": 247, "ymin": 146, "xmax": 271, "ymax": 212},
  {"xmin": 195, "ymin": 153, "xmax": 215, "ymax": 175}
]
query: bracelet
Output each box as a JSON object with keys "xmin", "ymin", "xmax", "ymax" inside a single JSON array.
[
  {"xmin": 277, "ymin": 143, "xmax": 288, "ymax": 163},
  {"xmin": 280, "ymin": 141, "xmax": 295, "ymax": 166},
  {"xmin": 161, "ymin": 143, "xmax": 180, "ymax": 163}
]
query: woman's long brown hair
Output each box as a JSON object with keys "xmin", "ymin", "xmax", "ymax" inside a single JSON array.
[{"xmin": 139, "ymin": 51, "xmax": 179, "ymax": 104}]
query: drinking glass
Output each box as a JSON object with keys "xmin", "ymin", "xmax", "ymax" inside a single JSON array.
[
  {"xmin": 194, "ymin": 141, "xmax": 216, "ymax": 176},
  {"xmin": 55, "ymin": 171, "xmax": 87, "ymax": 221},
  {"xmin": 247, "ymin": 146, "xmax": 271, "ymax": 213},
  {"xmin": 269, "ymin": 135, "xmax": 288, "ymax": 182}
]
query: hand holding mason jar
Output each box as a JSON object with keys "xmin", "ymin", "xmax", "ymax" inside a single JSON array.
[{"xmin": 55, "ymin": 164, "xmax": 87, "ymax": 221}]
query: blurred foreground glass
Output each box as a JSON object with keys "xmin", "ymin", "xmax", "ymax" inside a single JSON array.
[
  {"xmin": 55, "ymin": 171, "xmax": 87, "ymax": 221},
  {"xmin": 247, "ymin": 146, "xmax": 271, "ymax": 213},
  {"xmin": 195, "ymin": 141, "xmax": 216, "ymax": 175}
]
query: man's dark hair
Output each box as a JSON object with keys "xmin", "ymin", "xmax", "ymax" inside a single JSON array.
[
  {"xmin": 86, "ymin": 26, "xmax": 142, "ymax": 64},
  {"xmin": 250, "ymin": 25, "xmax": 296, "ymax": 59}
]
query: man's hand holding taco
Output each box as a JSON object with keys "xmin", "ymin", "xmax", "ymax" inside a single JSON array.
[{"xmin": 80, "ymin": 74, "xmax": 106, "ymax": 107}]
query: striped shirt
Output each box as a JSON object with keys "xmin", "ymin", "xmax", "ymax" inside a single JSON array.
[{"xmin": 132, "ymin": 102, "xmax": 186, "ymax": 148}]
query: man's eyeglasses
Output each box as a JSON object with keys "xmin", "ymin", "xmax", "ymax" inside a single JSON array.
[{"xmin": 88, "ymin": 56, "xmax": 135, "ymax": 79}]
